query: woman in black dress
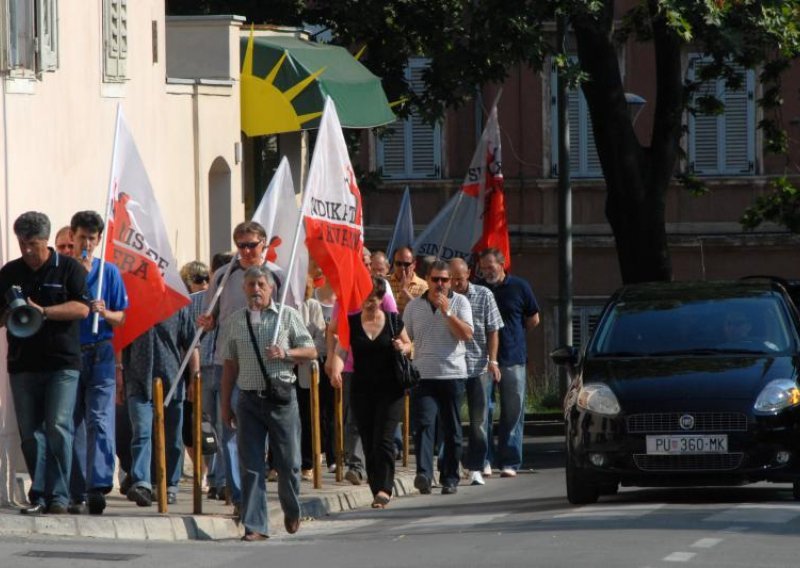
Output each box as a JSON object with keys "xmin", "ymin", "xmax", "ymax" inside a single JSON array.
[{"xmin": 347, "ymin": 277, "xmax": 411, "ymax": 508}]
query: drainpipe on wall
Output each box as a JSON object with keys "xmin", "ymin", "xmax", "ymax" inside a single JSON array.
[
  {"xmin": 1, "ymin": 77, "xmax": 9, "ymax": 264},
  {"xmin": 192, "ymin": 81, "xmax": 202, "ymax": 261}
]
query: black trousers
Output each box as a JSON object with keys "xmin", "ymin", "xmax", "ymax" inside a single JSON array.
[{"xmin": 350, "ymin": 389, "xmax": 404, "ymax": 496}]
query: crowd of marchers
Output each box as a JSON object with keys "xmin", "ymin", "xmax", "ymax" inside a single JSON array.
[{"xmin": 0, "ymin": 210, "xmax": 539, "ymax": 542}]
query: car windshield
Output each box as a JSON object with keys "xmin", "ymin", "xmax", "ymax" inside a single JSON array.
[{"xmin": 590, "ymin": 294, "xmax": 798, "ymax": 356}]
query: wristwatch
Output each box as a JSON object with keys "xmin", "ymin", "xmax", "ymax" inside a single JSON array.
[{"xmin": 445, "ymin": 308, "xmax": 453, "ymax": 318}]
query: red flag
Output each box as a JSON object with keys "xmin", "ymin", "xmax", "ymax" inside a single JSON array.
[
  {"xmin": 302, "ymin": 98, "xmax": 372, "ymax": 348},
  {"xmin": 103, "ymin": 109, "xmax": 190, "ymax": 351},
  {"xmin": 471, "ymin": 143, "xmax": 511, "ymax": 268}
]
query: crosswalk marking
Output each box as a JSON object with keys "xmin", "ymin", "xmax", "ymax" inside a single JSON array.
[
  {"xmin": 396, "ymin": 513, "xmax": 506, "ymax": 531},
  {"xmin": 552, "ymin": 503, "xmax": 665, "ymax": 519},
  {"xmin": 691, "ymin": 537, "xmax": 722, "ymax": 548},
  {"xmin": 663, "ymin": 552, "xmax": 696, "ymax": 562}
]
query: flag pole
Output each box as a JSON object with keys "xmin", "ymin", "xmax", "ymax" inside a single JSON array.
[
  {"xmin": 163, "ymin": 256, "xmax": 238, "ymax": 407},
  {"xmin": 92, "ymin": 104, "xmax": 123, "ymax": 335}
]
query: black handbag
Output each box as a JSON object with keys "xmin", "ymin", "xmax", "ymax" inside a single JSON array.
[
  {"xmin": 386, "ymin": 312, "xmax": 421, "ymax": 389},
  {"xmin": 245, "ymin": 313, "xmax": 294, "ymax": 405}
]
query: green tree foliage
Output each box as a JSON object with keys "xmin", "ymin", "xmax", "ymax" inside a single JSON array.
[{"xmin": 168, "ymin": 0, "xmax": 800, "ymax": 282}]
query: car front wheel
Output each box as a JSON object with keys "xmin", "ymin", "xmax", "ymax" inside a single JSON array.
[{"xmin": 566, "ymin": 454, "xmax": 600, "ymax": 505}]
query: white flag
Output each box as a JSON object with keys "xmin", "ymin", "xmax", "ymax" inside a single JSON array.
[{"xmin": 252, "ymin": 157, "xmax": 308, "ymax": 309}]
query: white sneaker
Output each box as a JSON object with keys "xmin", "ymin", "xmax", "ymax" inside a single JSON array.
[
  {"xmin": 500, "ymin": 468, "xmax": 517, "ymax": 478},
  {"xmin": 327, "ymin": 463, "xmax": 337, "ymax": 473},
  {"xmin": 482, "ymin": 464, "xmax": 493, "ymax": 477},
  {"xmin": 470, "ymin": 471, "xmax": 486, "ymax": 486}
]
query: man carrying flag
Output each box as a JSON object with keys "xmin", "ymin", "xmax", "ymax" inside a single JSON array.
[{"xmin": 67, "ymin": 211, "xmax": 128, "ymax": 515}]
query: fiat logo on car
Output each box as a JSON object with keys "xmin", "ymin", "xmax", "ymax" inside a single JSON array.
[{"xmin": 679, "ymin": 414, "xmax": 695, "ymax": 431}]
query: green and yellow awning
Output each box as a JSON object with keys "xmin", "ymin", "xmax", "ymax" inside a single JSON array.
[{"xmin": 240, "ymin": 33, "xmax": 396, "ymax": 137}]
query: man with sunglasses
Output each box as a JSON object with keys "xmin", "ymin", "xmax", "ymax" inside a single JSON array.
[
  {"xmin": 403, "ymin": 260, "xmax": 473, "ymax": 495},
  {"xmin": 197, "ymin": 221, "xmax": 271, "ymax": 514},
  {"xmin": 387, "ymin": 246, "xmax": 428, "ymax": 314}
]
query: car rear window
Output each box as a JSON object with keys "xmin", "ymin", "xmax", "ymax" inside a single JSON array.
[{"xmin": 590, "ymin": 295, "xmax": 798, "ymax": 356}]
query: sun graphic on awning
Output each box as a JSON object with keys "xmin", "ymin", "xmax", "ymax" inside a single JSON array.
[
  {"xmin": 239, "ymin": 31, "xmax": 396, "ymax": 137},
  {"xmin": 240, "ymin": 31, "xmax": 324, "ymax": 136}
]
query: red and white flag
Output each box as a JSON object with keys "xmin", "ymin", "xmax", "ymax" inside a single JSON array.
[
  {"xmin": 252, "ymin": 156, "xmax": 308, "ymax": 309},
  {"xmin": 413, "ymin": 100, "xmax": 510, "ymax": 269},
  {"xmin": 103, "ymin": 108, "xmax": 191, "ymax": 351},
  {"xmin": 302, "ymin": 98, "xmax": 372, "ymax": 348}
]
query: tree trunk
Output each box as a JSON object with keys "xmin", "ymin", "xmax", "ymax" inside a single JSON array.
[{"xmin": 572, "ymin": 3, "xmax": 683, "ymax": 284}]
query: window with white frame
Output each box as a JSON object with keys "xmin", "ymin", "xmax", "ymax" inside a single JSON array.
[
  {"xmin": 377, "ymin": 58, "xmax": 442, "ymax": 179},
  {"xmin": 0, "ymin": 0, "xmax": 58, "ymax": 75},
  {"xmin": 103, "ymin": 0, "xmax": 128, "ymax": 82},
  {"xmin": 550, "ymin": 61, "xmax": 602, "ymax": 179},
  {"xmin": 572, "ymin": 304, "xmax": 604, "ymax": 350},
  {"xmin": 687, "ymin": 57, "xmax": 755, "ymax": 176}
]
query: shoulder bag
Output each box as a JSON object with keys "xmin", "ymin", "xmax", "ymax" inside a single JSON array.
[
  {"xmin": 386, "ymin": 312, "xmax": 421, "ymax": 389},
  {"xmin": 245, "ymin": 313, "xmax": 294, "ymax": 404}
]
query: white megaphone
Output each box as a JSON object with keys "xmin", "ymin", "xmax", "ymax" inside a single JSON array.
[{"xmin": 5, "ymin": 286, "xmax": 43, "ymax": 338}]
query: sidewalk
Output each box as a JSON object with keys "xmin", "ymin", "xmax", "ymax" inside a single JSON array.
[{"xmin": 0, "ymin": 464, "xmax": 420, "ymax": 542}]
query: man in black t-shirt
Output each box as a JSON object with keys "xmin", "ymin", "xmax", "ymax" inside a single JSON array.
[{"xmin": 0, "ymin": 212, "xmax": 90, "ymax": 515}]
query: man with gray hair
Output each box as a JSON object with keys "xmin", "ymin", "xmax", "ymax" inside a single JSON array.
[
  {"xmin": 221, "ymin": 265, "xmax": 316, "ymax": 540},
  {"xmin": 0, "ymin": 211, "xmax": 90, "ymax": 514}
]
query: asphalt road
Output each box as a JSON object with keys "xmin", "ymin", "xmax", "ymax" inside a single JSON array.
[{"xmin": 2, "ymin": 438, "xmax": 800, "ymax": 568}]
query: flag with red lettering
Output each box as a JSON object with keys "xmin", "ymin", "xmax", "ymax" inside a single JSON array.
[
  {"xmin": 412, "ymin": 100, "xmax": 510, "ymax": 269},
  {"xmin": 252, "ymin": 156, "xmax": 307, "ymax": 309},
  {"xmin": 104, "ymin": 108, "xmax": 191, "ymax": 351},
  {"xmin": 302, "ymin": 98, "xmax": 372, "ymax": 348}
]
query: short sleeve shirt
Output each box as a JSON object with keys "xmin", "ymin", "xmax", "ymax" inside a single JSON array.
[
  {"xmin": 0, "ymin": 249, "xmax": 90, "ymax": 373},
  {"xmin": 463, "ymin": 283, "xmax": 504, "ymax": 376},
  {"xmin": 79, "ymin": 257, "xmax": 129, "ymax": 344},
  {"xmin": 484, "ymin": 274, "xmax": 539, "ymax": 366}
]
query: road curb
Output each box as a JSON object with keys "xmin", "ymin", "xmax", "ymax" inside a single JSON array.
[{"xmin": 0, "ymin": 471, "xmax": 420, "ymax": 542}]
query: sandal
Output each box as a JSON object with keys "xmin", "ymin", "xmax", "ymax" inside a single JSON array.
[{"xmin": 372, "ymin": 492, "xmax": 391, "ymax": 508}]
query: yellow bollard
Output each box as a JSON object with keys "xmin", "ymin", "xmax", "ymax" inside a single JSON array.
[
  {"xmin": 153, "ymin": 377, "xmax": 168, "ymax": 514},
  {"xmin": 193, "ymin": 371, "xmax": 203, "ymax": 515},
  {"xmin": 334, "ymin": 386, "xmax": 344, "ymax": 482},
  {"xmin": 403, "ymin": 391, "xmax": 410, "ymax": 468},
  {"xmin": 310, "ymin": 361, "xmax": 322, "ymax": 489}
]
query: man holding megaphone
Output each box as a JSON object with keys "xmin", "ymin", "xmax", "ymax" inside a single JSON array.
[{"xmin": 0, "ymin": 211, "xmax": 91, "ymax": 515}]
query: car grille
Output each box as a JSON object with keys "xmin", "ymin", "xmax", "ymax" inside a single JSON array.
[
  {"xmin": 626, "ymin": 412, "xmax": 748, "ymax": 433},
  {"xmin": 633, "ymin": 453, "xmax": 744, "ymax": 472}
]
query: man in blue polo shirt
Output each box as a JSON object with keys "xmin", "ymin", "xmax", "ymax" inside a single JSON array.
[
  {"xmin": 478, "ymin": 248, "xmax": 540, "ymax": 477},
  {"xmin": 68, "ymin": 211, "xmax": 128, "ymax": 515}
]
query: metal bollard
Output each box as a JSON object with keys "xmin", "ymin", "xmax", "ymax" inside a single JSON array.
[
  {"xmin": 192, "ymin": 371, "xmax": 203, "ymax": 514},
  {"xmin": 310, "ymin": 361, "xmax": 322, "ymax": 489},
  {"xmin": 153, "ymin": 377, "xmax": 168, "ymax": 514},
  {"xmin": 334, "ymin": 386, "xmax": 344, "ymax": 482},
  {"xmin": 403, "ymin": 391, "xmax": 410, "ymax": 467}
]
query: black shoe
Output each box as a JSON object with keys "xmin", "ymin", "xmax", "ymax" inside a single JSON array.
[
  {"xmin": 20, "ymin": 503, "xmax": 45, "ymax": 515},
  {"xmin": 119, "ymin": 475, "xmax": 132, "ymax": 496},
  {"xmin": 87, "ymin": 491, "xmax": 106, "ymax": 515},
  {"xmin": 127, "ymin": 485, "xmax": 153, "ymax": 507},
  {"xmin": 441, "ymin": 485, "xmax": 458, "ymax": 495},
  {"xmin": 46, "ymin": 503, "xmax": 68, "ymax": 514},
  {"xmin": 216, "ymin": 486, "xmax": 228, "ymax": 501},
  {"xmin": 207, "ymin": 487, "xmax": 217, "ymax": 500},
  {"xmin": 414, "ymin": 474, "xmax": 431, "ymax": 495},
  {"xmin": 68, "ymin": 501, "xmax": 88, "ymax": 515}
]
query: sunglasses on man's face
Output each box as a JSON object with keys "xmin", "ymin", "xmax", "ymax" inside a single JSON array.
[
  {"xmin": 192, "ymin": 275, "xmax": 209, "ymax": 284},
  {"xmin": 395, "ymin": 261, "xmax": 413, "ymax": 268},
  {"xmin": 236, "ymin": 241, "xmax": 262, "ymax": 250},
  {"xmin": 430, "ymin": 276, "xmax": 450, "ymax": 284}
]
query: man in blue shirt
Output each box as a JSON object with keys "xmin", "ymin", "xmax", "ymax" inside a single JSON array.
[
  {"xmin": 478, "ymin": 248, "xmax": 540, "ymax": 477},
  {"xmin": 68, "ymin": 211, "xmax": 128, "ymax": 515}
]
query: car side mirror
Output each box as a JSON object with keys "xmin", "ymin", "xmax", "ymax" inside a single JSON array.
[{"xmin": 550, "ymin": 345, "xmax": 578, "ymax": 367}]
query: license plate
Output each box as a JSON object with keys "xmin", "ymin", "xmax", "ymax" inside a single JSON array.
[{"xmin": 645, "ymin": 434, "xmax": 728, "ymax": 454}]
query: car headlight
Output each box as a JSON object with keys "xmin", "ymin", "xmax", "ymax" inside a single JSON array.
[
  {"xmin": 754, "ymin": 379, "xmax": 800, "ymax": 414},
  {"xmin": 576, "ymin": 384, "xmax": 621, "ymax": 416}
]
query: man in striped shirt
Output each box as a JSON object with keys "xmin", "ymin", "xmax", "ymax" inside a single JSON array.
[
  {"xmin": 404, "ymin": 260, "xmax": 473, "ymax": 495},
  {"xmin": 449, "ymin": 258, "xmax": 503, "ymax": 486}
]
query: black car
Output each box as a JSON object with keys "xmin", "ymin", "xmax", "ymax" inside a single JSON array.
[{"xmin": 552, "ymin": 280, "xmax": 800, "ymax": 504}]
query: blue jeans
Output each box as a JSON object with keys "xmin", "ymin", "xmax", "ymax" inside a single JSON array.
[
  {"xmin": 237, "ymin": 389, "xmax": 301, "ymax": 536},
  {"xmin": 127, "ymin": 394, "xmax": 184, "ymax": 494},
  {"xmin": 71, "ymin": 341, "xmax": 117, "ymax": 501},
  {"xmin": 463, "ymin": 373, "xmax": 490, "ymax": 471},
  {"xmin": 200, "ymin": 364, "xmax": 225, "ymax": 491},
  {"xmin": 412, "ymin": 378, "xmax": 465, "ymax": 488},
  {"xmin": 10, "ymin": 369, "xmax": 80, "ymax": 507},
  {"xmin": 215, "ymin": 364, "xmax": 241, "ymax": 503},
  {"xmin": 496, "ymin": 364, "xmax": 526, "ymax": 471}
]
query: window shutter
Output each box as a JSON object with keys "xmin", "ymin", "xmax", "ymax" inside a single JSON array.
[
  {"xmin": 8, "ymin": 0, "xmax": 36, "ymax": 71},
  {"xmin": 104, "ymin": 0, "xmax": 127, "ymax": 81},
  {"xmin": 36, "ymin": 0, "xmax": 58, "ymax": 72},
  {"xmin": 723, "ymin": 66, "xmax": 753, "ymax": 173},
  {"xmin": 379, "ymin": 124, "xmax": 408, "ymax": 177},
  {"xmin": 571, "ymin": 305, "xmax": 603, "ymax": 350}
]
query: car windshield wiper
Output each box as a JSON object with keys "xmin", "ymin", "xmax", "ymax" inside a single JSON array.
[{"xmin": 652, "ymin": 348, "xmax": 767, "ymax": 356}]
